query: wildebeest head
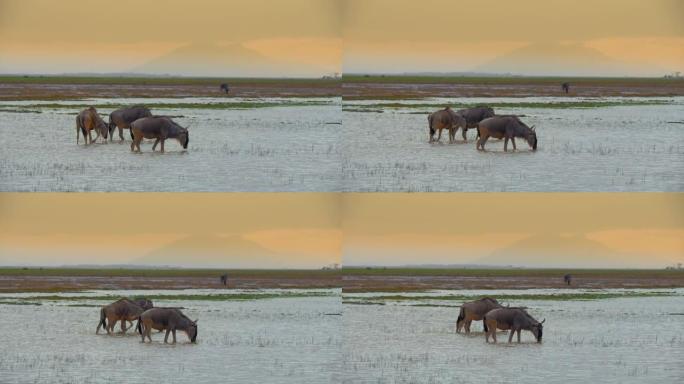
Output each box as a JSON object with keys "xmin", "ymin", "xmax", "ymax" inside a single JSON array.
[
  {"xmin": 178, "ymin": 128, "xmax": 189, "ymax": 149},
  {"xmin": 526, "ymin": 126, "xmax": 537, "ymax": 151},
  {"xmin": 186, "ymin": 319, "xmax": 198, "ymax": 343},
  {"xmin": 531, "ymin": 318, "xmax": 545, "ymax": 343}
]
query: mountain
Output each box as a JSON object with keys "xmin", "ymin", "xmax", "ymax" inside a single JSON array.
[
  {"xmin": 131, "ymin": 42, "xmax": 324, "ymax": 77},
  {"xmin": 134, "ymin": 234, "xmax": 295, "ymax": 268},
  {"xmin": 478, "ymin": 233, "xmax": 624, "ymax": 268},
  {"xmin": 476, "ymin": 42, "xmax": 660, "ymax": 77}
]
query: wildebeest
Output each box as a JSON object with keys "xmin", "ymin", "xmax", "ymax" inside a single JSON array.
[
  {"xmin": 456, "ymin": 297, "xmax": 502, "ymax": 334},
  {"xmin": 562, "ymin": 82, "xmax": 570, "ymax": 94},
  {"xmin": 108, "ymin": 106, "xmax": 152, "ymax": 142},
  {"xmin": 456, "ymin": 106, "xmax": 495, "ymax": 140},
  {"xmin": 564, "ymin": 274, "xmax": 572, "ymax": 286},
  {"xmin": 476, "ymin": 115, "xmax": 537, "ymax": 152},
  {"xmin": 76, "ymin": 107, "xmax": 108, "ymax": 145},
  {"xmin": 137, "ymin": 307, "xmax": 198, "ymax": 344},
  {"xmin": 220, "ymin": 273, "xmax": 228, "ymax": 286},
  {"xmin": 96, "ymin": 298, "xmax": 145, "ymax": 335},
  {"xmin": 483, "ymin": 307, "xmax": 545, "ymax": 343},
  {"xmin": 130, "ymin": 116, "xmax": 189, "ymax": 153},
  {"xmin": 427, "ymin": 107, "xmax": 467, "ymax": 143},
  {"xmin": 220, "ymin": 83, "xmax": 230, "ymax": 94}
]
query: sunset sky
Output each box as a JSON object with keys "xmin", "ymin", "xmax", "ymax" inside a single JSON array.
[
  {"xmin": 1, "ymin": 0, "xmax": 681, "ymax": 76},
  {"xmin": 0, "ymin": 193, "xmax": 341, "ymax": 268},
  {"xmin": 343, "ymin": 0, "xmax": 683, "ymax": 76},
  {"xmin": 342, "ymin": 194, "xmax": 684, "ymax": 268},
  {"xmin": 1, "ymin": 193, "xmax": 681, "ymax": 269},
  {"xmin": 0, "ymin": 0, "xmax": 341, "ymax": 76}
]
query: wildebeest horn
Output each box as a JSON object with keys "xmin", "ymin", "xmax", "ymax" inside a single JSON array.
[
  {"xmin": 540, "ymin": 318, "xmax": 546, "ymax": 324},
  {"xmin": 531, "ymin": 125, "xmax": 536, "ymax": 131},
  {"xmin": 194, "ymin": 319, "xmax": 198, "ymax": 323}
]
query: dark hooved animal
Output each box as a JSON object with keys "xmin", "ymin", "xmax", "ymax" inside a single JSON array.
[
  {"xmin": 130, "ymin": 116, "xmax": 189, "ymax": 153},
  {"xmin": 456, "ymin": 106, "xmax": 495, "ymax": 141},
  {"xmin": 427, "ymin": 107, "xmax": 467, "ymax": 143},
  {"xmin": 562, "ymin": 82, "xmax": 570, "ymax": 94},
  {"xmin": 108, "ymin": 106, "xmax": 152, "ymax": 142},
  {"xmin": 564, "ymin": 274, "xmax": 572, "ymax": 286},
  {"xmin": 483, "ymin": 307, "xmax": 545, "ymax": 343},
  {"xmin": 220, "ymin": 83, "xmax": 230, "ymax": 94},
  {"xmin": 220, "ymin": 273, "xmax": 228, "ymax": 286},
  {"xmin": 456, "ymin": 297, "xmax": 502, "ymax": 334},
  {"xmin": 96, "ymin": 298, "xmax": 145, "ymax": 335},
  {"xmin": 138, "ymin": 307, "xmax": 198, "ymax": 344},
  {"xmin": 476, "ymin": 115, "xmax": 537, "ymax": 152},
  {"xmin": 76, "ymin": 107, "xmax": 108, "ymax": 145}
]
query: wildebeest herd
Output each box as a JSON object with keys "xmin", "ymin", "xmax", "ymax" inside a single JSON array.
[
  {"xmin": 427, "ymin": 106, "xmax": 537, "ymax": 151},
  {"xmin": 456, "ymin": 297, "xmax": 545, "ymax": 343},
  {"xmin": 76, "ymin": 105, "xmax": 189, "ymax": 153},
  {"xmin": 96, "ymin": 297, "xmax": 198, "ymax": 344}
]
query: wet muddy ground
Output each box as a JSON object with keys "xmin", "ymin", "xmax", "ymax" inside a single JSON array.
[
  {"xmin": 0, "ymin": 97, "xmax": 341, "ymax": 191},
  {"xmin": 0, "ymin": 289, "xmax": 341, "ymax": 384},
  {"xmin": 341, "ymin": 97, "xmax": 684, "ymax": 191},
  {"xmin": 341, "ymin": 288, "xmax": 684, "ymax": 383}
]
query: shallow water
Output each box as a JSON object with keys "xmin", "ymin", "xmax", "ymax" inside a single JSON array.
[
  {"xmin": 0, "ymin": 97, "xmax": 341, "ymax": 191},
  {"xmin": 0, "ymin": 289, "xmax": 341, "ymax": 384},
  {"xmin": 341, "ymin": 97, "xmax": 684, "ymax": 191},
  {"xmin": 341, "ymin": 288, "xmax": 684, "ymax": 384}
]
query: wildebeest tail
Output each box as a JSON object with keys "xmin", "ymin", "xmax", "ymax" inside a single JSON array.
[
  {"xmin": 482, "ymin": 315, "xmax": 488, "ymax": 332},
  {"xmin": 427, "ymin": 114, "xmax": 435, "ymax": 135},
  {"xmin": 99, "ymin": 307, "xmax": 107, "ymax": 329},
  {"xmin": 136, "ymin": 316, "xmax": 142, "ymax": 335},
  {"xmin": 456, "ymin": 307, "xmax": 465, "ymax": 324}
]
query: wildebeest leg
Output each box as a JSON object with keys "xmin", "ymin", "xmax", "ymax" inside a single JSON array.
[
  {"xmin": 511, "ymin": 137, "xmax": 517, "ymax": 151},
  {"xmin": 462, "ymin": 127, "xmax": 467, "ymax": 141},
  {"xmin": 121, "ymin": 319, "xmax": 127, "ymax": 333},
  {"xmin": 478, "ymin": 135, "xmax": 489, "ymax": 151},
  {"xmin": 152, "ymin": 139, "xmax": 160, "ymax": 151},
  {"xmin": 517, "ymin": 329, "xmax": 521, "ymax": 343},
  {"xmin": 465, "ymin": 320, "xmax": 471, "ymax": 334},
  {"xmin": 172, "ymin": 329, "xmax": 176, "ymax": 344},
  {"xmin": 119, "ymin": 127, "xmax": 125, "ymax": 142},
  {"xmin": 448, "ymin": 126, "xmax": 455, "ymax": 143},
  {"xmin": 160, "ymin": 139, "xmax": 165, "ymax": 153},
  {"xmin": 504, "ymin": 137, "xmax": 509, "ymax": 152},
  {"xmin": 508, "ymin": 328, "xmax": 515, "ymax": 343},
  {"xmin": 164, "ymin": 329, "xmax": 171, "ymax": 343}
]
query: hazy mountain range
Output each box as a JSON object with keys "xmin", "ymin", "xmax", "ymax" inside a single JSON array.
[{"xmin": 131, "ymin": 42, "xmax": 328, "ymax": 77}]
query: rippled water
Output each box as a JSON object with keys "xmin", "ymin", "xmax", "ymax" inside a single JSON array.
[
  {"xmin": 0, "ymin": 98, "xmax": 341, "ymax": 191},
  {"xmin": 342, "ymin": 97, "xmax": 684, "ymax": 191},
  {"xmin": 0, "ymin": 289, "xmax": 341, "ymax": 384},
  {"xmin": 341, "ymin": 288, "xmax": 684, "ymax": 383}
]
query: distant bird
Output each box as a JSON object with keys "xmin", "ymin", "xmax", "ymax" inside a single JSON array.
[
  {"xmin": 220, "ymin": 273, "xmax": 228, "ymax": 286},
  {"xmin": 220, "ymin": 83, "xmax": 230, "ymax": 94},
  {"xmin": 561, "ymin": 82, "xmax": 570, "ymax": 94}
]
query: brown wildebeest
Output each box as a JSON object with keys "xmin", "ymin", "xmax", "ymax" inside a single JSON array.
[
  {"xmin": 108, "ymin": 106, "xmax": 152, "ymax": 142},
  {"xmin": 220, "ymin": 273, "xmax": 228, "ymax": 286},
  {"xmin": 76, "ymin": 107, "xmax": 108, "ymax": 145},
  {"xmin": 476, "ymin": 115, "xmax": 537, "ymax": 152},
  {"xmin": 427, "ymin": 107, "xmax": 467, "ymax": 143},
  {"xmin": 96, "ymin": 298, "xmax": 145, "ymax": 335},
  {"xmin": 137, "ymin": 308, "xmax": 198, "ymax": 344},
  {"xmin": 220, "ymin": 83, "xmax": 230, "ymax": 94},
  {"xmin": 456, "ymin": 297, "xmax": 502, "ymax": 334},
  {"xmin": 130, "ymin": 116, "xmax": 189, "ymax": 153},
  {"xmin": 456, "ymin": 106, "xmax": 495, "ymax": 140},
  {"xmin": 483, "ymin": 307, "xmax": 545, "ymax": 343}
]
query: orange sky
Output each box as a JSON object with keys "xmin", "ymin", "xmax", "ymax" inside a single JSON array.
[
  {"xmin": 1, "ymin": 1, "xmax": 681, "ymax": 76},
  {"xmin": 343, "ymin": 0, "xmax": 684, "ymax": 75},
  {"xmin": 1, "ymin": 193, "xmax": 681, "ymax": 269},
  {"xmin": 0, "ymin": 0, "xmax": 341, "ymax": 76}
]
